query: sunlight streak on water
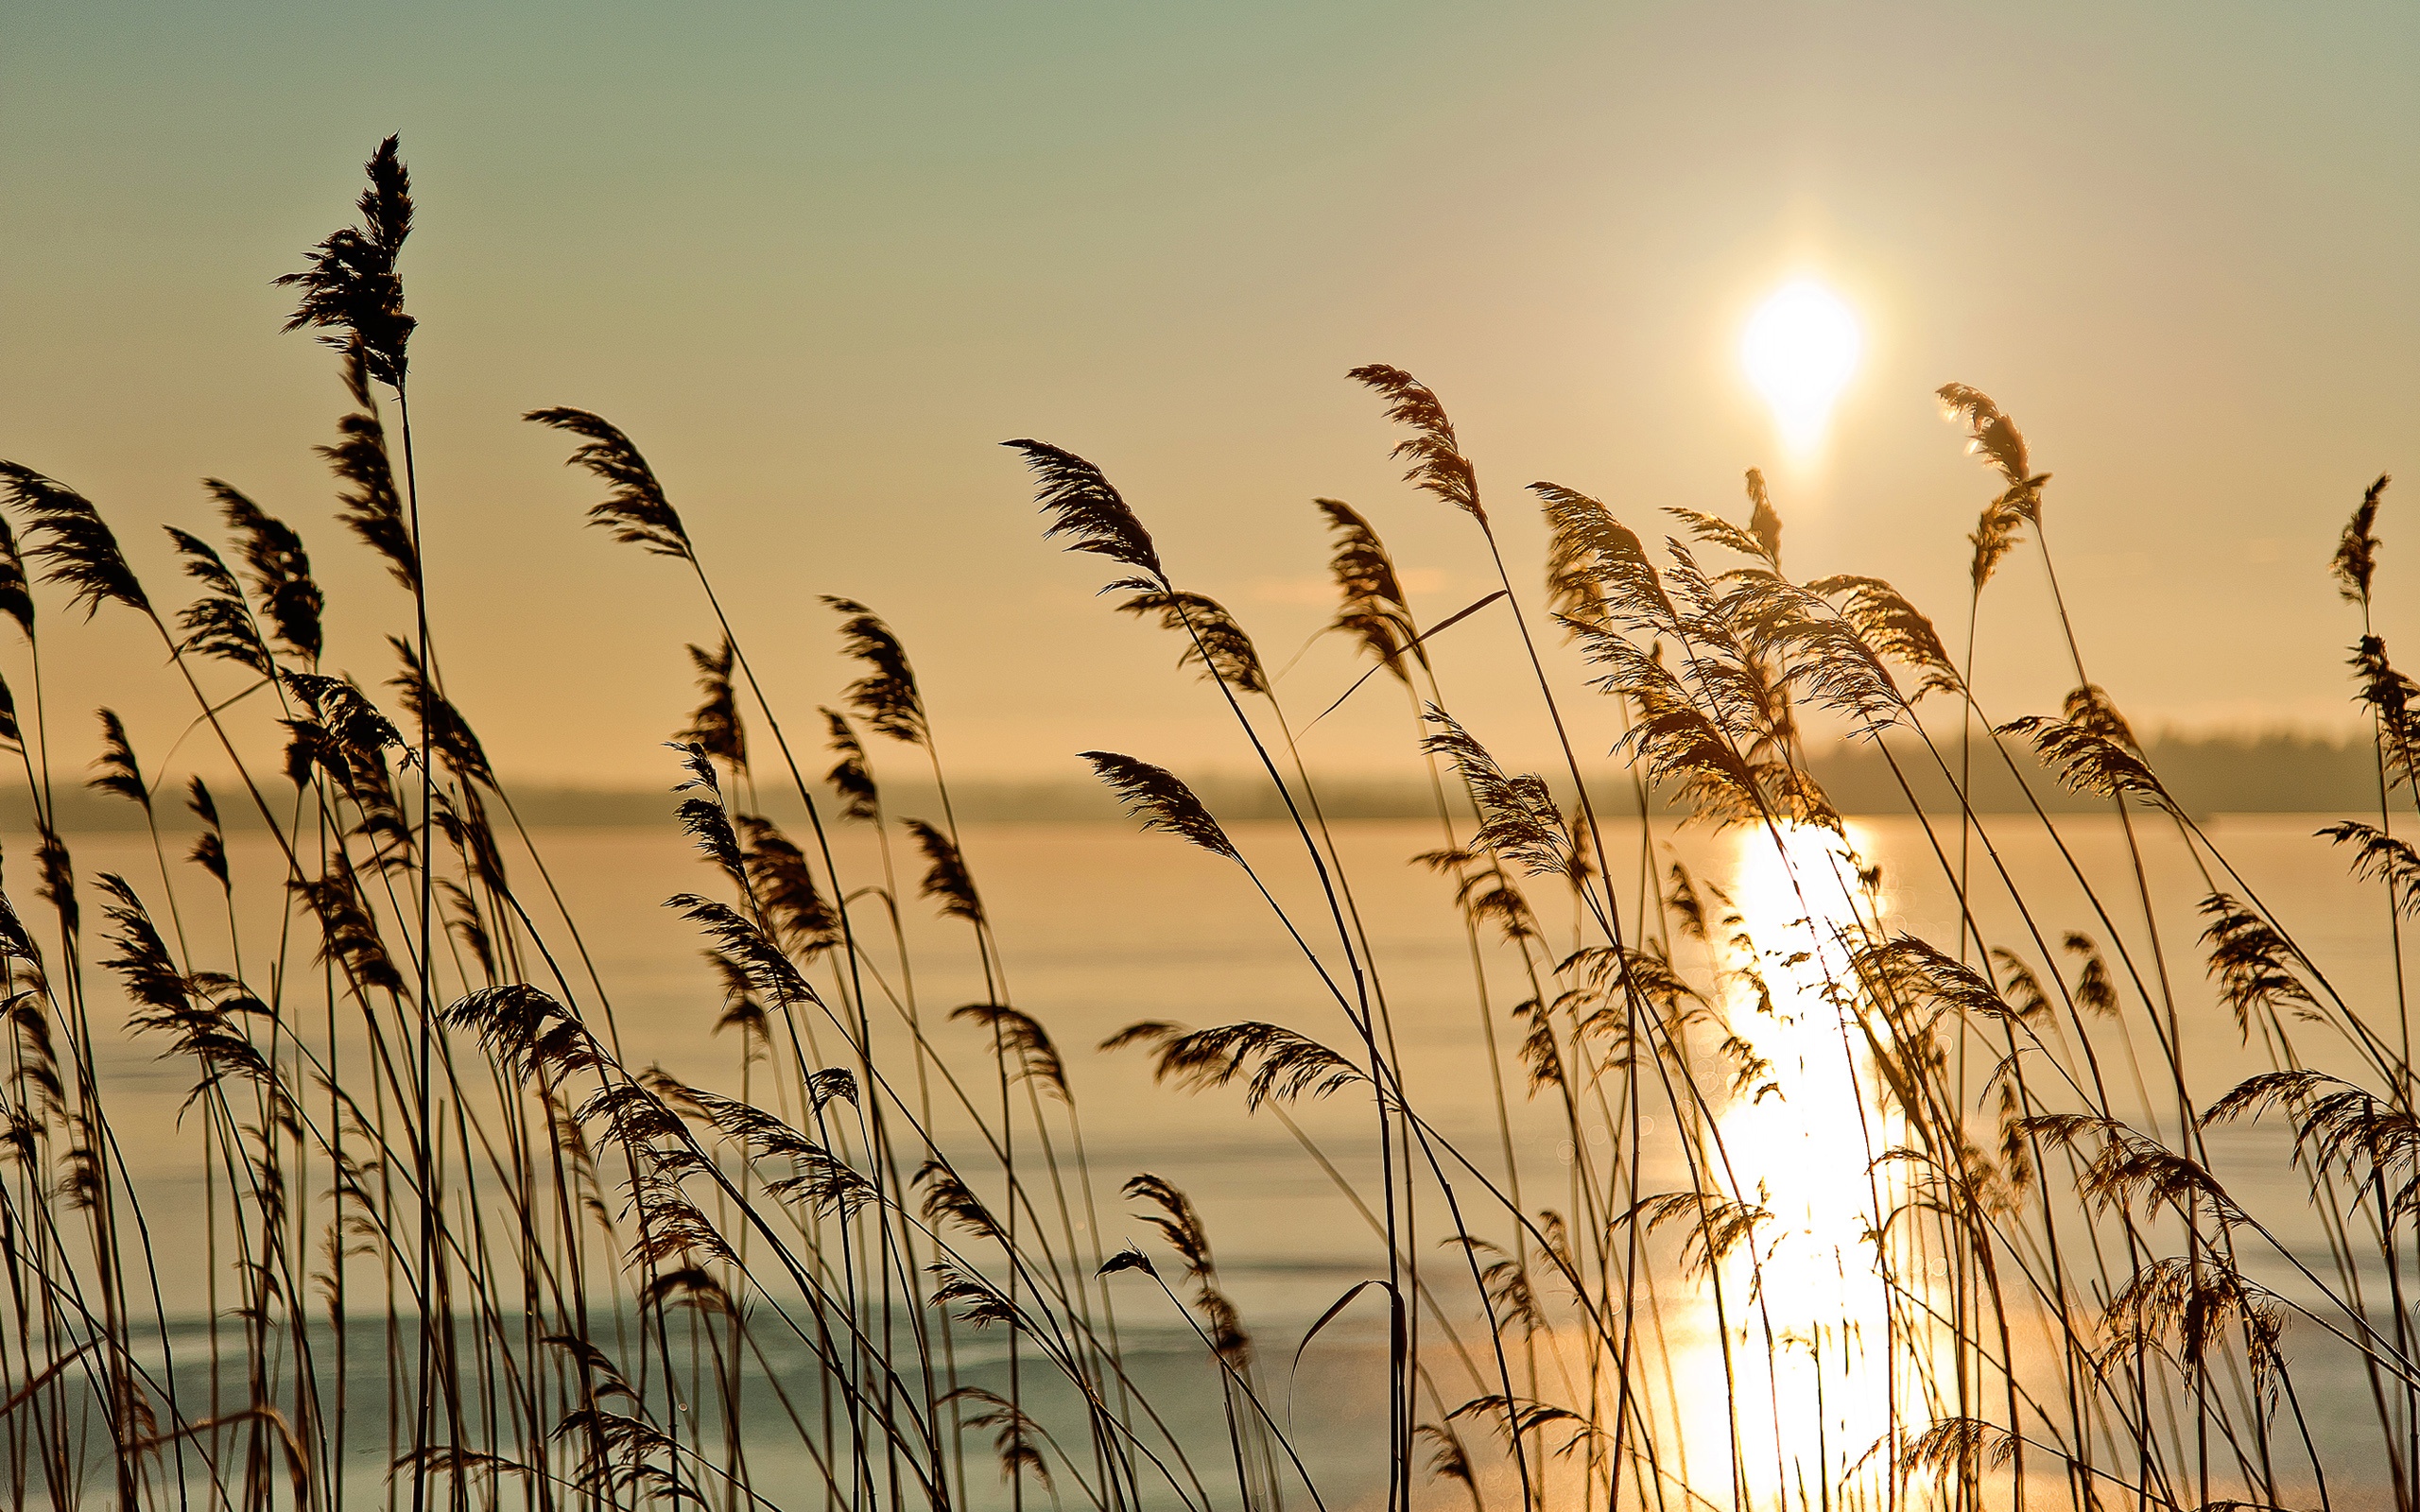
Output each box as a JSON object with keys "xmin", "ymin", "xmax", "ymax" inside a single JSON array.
[{"xmin": 1664, "ymin": 819, "xmax": 1935, "ymax": 1511}]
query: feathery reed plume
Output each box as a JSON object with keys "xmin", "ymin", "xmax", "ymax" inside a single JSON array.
[
  {"xmin": 2064, "ymin": 932, "xmax": 2119, "ymax": 1018},
  {"xmin": 1543, "ymin": 507, "xmax": 1610, "ymax": 632},
  {"xmin": 1112, "ymin": 581, "xmax": 1270, "ymax": 695},
  {"xmin": 2062, "ymin": 682, "xmax": 2139, "ymax": 748},
  {"xmin": 951, "ymin": 1004, "xmax": 1069, "ymax": 1101},
  {"xmin": 100, "ymin": 877, "xmax": 270, "ymax": 1102},
  {"xmin": 917, "ymin": 1163, "xmax": 1007, "ymax": 1246},
  {"xmin": 435, "ymin": 876, "xmax": 493, "ymax": 980},
  {"xmin": 389, "ymin": 636, "xmax": 493, "ymax": 787},
  {"xmin": 677, "ymin": 639, "xmax": 747, "ymax": 771},
  {"xmin": 277, "ymin": 136, "xmax": 414, "ymax": 389},
  {"xmin": 1002, "ymin": 439, "xmax": 1162, "ymax": 579},
  {"xmin": 291, "ymin": 849, "xmax": 404, "ymax": 993},
  {"xmin": 821, "ymin": 708, "xmax": 879, "ymax": 820},
  {"xmin": 1665, "ymin": 860, "xmax": 1709, "ymax": 941},
  {"xmin": 1080, "ymin": 752, "xmax": 1238, "ymax": 861},
  {"xmin": 2214, "ymin": 1077, "xmax": 2420, "ymax": 1206},
  {"xmin": 1318, "ymin": 498, "xmax": 1425, "ymax": 679},
  {"xmin": 1531, "ymin": 482, "xmax": 1680, "ymax": 634},
  {"xmin": 1618, "ymin": 1190, "xmax": 1772, "ymax": 1279},
  {"xmin": 2100, "ymin": 1257, "xmax": 2286, "ymax": 1415},
  {"xmin": 1420, "ymin": 713, "xmax": 1572, "ymax": 877},
  {"xmin": 1423, "ymin": 849, "xmax": 1542, "ymax": 945},
  {"xmin": 942, "ymin": 1386, "xmax": 1054, "ymax": 1488},
  {"xmin": 0, "ymin": 463, "xmax": 150, "ymax": 618},
  {"xmin": 2208, "ymin": 1071, "xmax": 2384, "ymax": 1153},
  {"xmin": 284, "ymin": 670, "xmax": 406, "ymax": 759},
  {"xmin": 669, "ymin": 894, "xmax": 814, "ymax": 1005},
  {"xmin": 1507, "ymin": 997, "xmax": 1564, "ymax": 1094},
  {"xmin": 1967, "ymin": 493, "xmax": 2029, "ymax": 593},
  {"xmin": 1099, "ymin": 1020, "xmax": 1365, "ymax": 1110},
  {"xmin": 1745, "ymin": 467, "xmax": 1783, "ymax": 565},
  {"xmin": 2022, "ymin": 1116, "xmax": 2246, "ymax": 1225},
  {"xmin": 1445, "ymin": 1397, "xmax": 1599, "ymax": 1458},
  {"xmin": 2319, "ymin": 820, "xmax": 2420, "ymax": 919},
  {"xmin": 207, "ymin": 480, "xmax": 322, "ymax": 662},
  {"xmin": 1122, "ymin": 1173, "xmax": 1217, "ymax": 1286},
  {"xmin": 1449, "ymin": 1235, "xmax": 1549, "ymax": 1341},
  {"xmin": 1414, "ymin": 1423, "xmax": 1480, "ymax": 1501},
  {"xmin": 95, "ymin": 873, "xmax": 188, "ymax": 1015},
  {"xmin": 187, "ymin": 778, "xmax": 229, "ymax": 890},
  {"xmin": 166, "ymin": 526, "xmax": 274, "ymax": 674},
  {"xmin": 671, "ymin": 1079, "xmax": 869, "ymax": 1214},
  {"xmin": 2352, "ymin": 638, "xmax": 2420, "ymax": 791},
  {"xmin": 704, "ymin": 949, "xmax": 765, "ymax": 1045},
  {"xmin": 735, "ymin": 814, "xmax": 839, "ymax": 956},
  {"xmin": 323, "ymin": 350, "xmax": 419, "ymax": 590},
  {"xmin": 673, "ymin": 745, "xmax": 747, "ymax": 890},
  {"xmin": 553, "ymin": 1407, "xmax": 698, "ymax": 1505},
  {"xmin": 1122, "ymin": 1173, "xmax": 1253, "ymax": 1365},
  {"xmin": 1998, "ymin": 710, "xmax": 2177, "ymax": 814},
  {"xmin": 1936, "ymin": 384, "xmax": 2043, "ymax": 498},
  {"xmin": 1348, "ymin": 364, "xmax": 1482, "ymax": 522},
  {"xmin": 0, "ymin": 507, "xmax": 34, "ymax": 639},
  {"xmin": 37, "ymin": 827, "xmax": 78, "ymax": 937},
  {"xmin": 1941, "ymin": 384, "xmax": 2048, "ymax": 593},
  {"xmin": 1851, "ymin": 935, "xmax": 2032, "ymax": 1029},
  {"xmin": 823, "ymin": 597, "xmax": 929, "ymax": 745},
  {"xmin": 2198, "ymin": 893, "xmax": 2317, "ymax": 1039},
  {"xmin": 526, "ymin": 407, "xmax": 695, "ymax": 560},
  {"xmin": 297, "ymin": 699, "xmax": 412, "ymax": 865},
  {"xmin": 903, "ymin": 818, "xmax": 982, "ymax": 923},
  {"xmin": 1715, "ymin": 566, "xmax": 1940, "ymax": 745},
  {"xmin": 88, "ymin": 710, "xmax": 149, "ymax": 813},
  {"xmin": 928, "ymin": 1262, "xmax": 1020, "ymax": 1332},
  {"xmin": 2334, "ymin": 474, "xmax": 2390, "ymax": 608},
  {"xmin": 1989, "ymin": 948, "xmax": 2055, "ymax": 1023},
  {"xmin": 1806, "ymin": 576, "xmax": 1963, "ymax": 700},
  {"xmin": 1667, "ymin": 501, "xmax": 1774, "ymax": 568},
  {"xmin": 1898, "ymin": 1418, "xmax": 2017, "ymax": 1481}
]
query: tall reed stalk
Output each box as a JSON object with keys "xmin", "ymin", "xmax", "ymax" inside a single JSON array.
[{"xmin": 0, "ymin": 140, "xmax": 2410, "ymax": 1512}]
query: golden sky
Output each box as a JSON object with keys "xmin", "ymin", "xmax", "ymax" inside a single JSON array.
[{"xmin": 1, "ymin": 2, "xmax": 2412, "ymax": 786}]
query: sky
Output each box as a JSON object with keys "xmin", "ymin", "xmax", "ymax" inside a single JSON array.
[{"xmin": 1, "ymin": 1, "xmax": 2414, "ymax": 790}]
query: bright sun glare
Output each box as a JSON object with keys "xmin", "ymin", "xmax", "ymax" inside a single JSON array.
[{"xmin": 1741, "ymin": 278, "xmax": 1861, "ymax": 456}]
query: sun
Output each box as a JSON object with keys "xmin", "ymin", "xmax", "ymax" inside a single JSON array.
[{"xmin": 1741, "ymin": 278, "xmax": 1862, "ymax": 456}]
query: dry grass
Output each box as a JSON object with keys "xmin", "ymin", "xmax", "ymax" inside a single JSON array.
[{"xmin": 0, "ymin": 137, "xmax": 2409, "ymax": 1512}]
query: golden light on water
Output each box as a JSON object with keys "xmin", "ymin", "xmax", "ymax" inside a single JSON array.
[
  {"xmin": 1741, "ymin": 279, "xmax": 1862, "ymax": 457},
  {"xmin": 1663, "ymin": 818, "xmax": 1933, "ymax": 1508}
]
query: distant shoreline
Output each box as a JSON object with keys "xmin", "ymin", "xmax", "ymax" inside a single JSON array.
[{"xmin": 6, "ymin": 732, "xmax": 2382, "ymax": 830}]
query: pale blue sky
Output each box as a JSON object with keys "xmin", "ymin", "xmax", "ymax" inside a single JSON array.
[{"xmin": 2, "ymin": 2, "xmax": 2412, "ymax": 782}]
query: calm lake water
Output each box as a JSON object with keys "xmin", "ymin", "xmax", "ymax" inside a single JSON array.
[{"xmin": 23, "ymin": 810, "xmax": 2414, "ymax": 1508}]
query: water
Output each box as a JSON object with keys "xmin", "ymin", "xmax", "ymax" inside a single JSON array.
[{"xmin": 12, "ymin": 809, "xmax": 2411, "ymax": 1508}]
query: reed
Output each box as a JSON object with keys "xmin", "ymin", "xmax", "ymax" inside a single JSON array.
[{"xmin": 0, "ymin": 139, "xmax": 2409, "ymax": 1512}]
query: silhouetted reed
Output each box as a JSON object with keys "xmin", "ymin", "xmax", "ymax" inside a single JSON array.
[{"xmin": 0, "ymin": 140, "xmax": 2413, "ymax": 1512}]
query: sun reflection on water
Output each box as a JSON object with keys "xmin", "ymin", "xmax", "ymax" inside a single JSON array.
[{"xmin": 1660, "ymin": 818, "xmax": 1936, "ymax": 1511}]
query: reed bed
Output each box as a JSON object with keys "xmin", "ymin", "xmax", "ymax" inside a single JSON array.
[{"xmin": 0, "ymin": 138, "xmax": 2411, "ymax": 1512}]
